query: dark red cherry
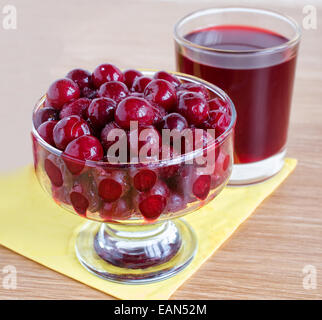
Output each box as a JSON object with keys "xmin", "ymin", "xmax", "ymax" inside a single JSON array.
[
  {"xmin": 63, "ymin": 135, "xmax": 103, "ymax": 175},
  {"xmin": 100, "ymin": 121, "xmax": 121, "ymax": 151},
  {"xmin": 192, "ymin": 175, "xmax": 211, "ymax": 200},
  {"xmin": 128, "ymin": 125, "xmax": 161, "ymax": 160},
  {"xmin": 180, "ymin": 127, "xmax": 215, "ymax": 158},
  {"xmin": 139, "ymin": 195, "xmax": 166, "ymax": 221},
  {"xmin": 178, "ymin": 82, "xmax": 210, "ymax": 100},
  {"xmin": 168, "ymin": 165, "xmax": 196, "ymax": 203},
  {"xmin": 96, "ymin": 170, "xmax": 129, "ymax": 203},
  {"xmin": 131, "ymin": 168, "xmax": 157, "ymax": 192},
  {"xmin": 208, "ymin": 97, "xmax": 231, "ymax": 115},
  {"xmin": 132, "ymin": 76, "xmax": 152, "ymax": 93},
  {"xmin": 69, "ymin": 177, "xmax": 101, "ymax": 216},
  {"xmin": 98, "ymin": 81, "xmax": 129, "ymax": 103},
  {"xmin": 204, "ymin": 110, "xmax": 231, "ymax": 137},
  {"xmin": 70, "ymin": 185, "xmax": 89, "ymax": 216},
  {"xmin": 214, "ymin": 150, "xmax": 231, "ymax": 174},
  {"xmin": 158, "ymin": 144, "xmax": 181, "ymax": 179},
  {"xmin": 92, "ymin": 64, "xmax": 123, "ymax": 88},
  {"xmin": 115, "ymin": 97, "xmax": 155, "ymax": 130},
  {"xmin": 37, "ymin": 120, "xmax": 58, "ymax": 146},
  {"xmin": 44, "ymin": 154, "xmax": 68, "ymax": 188},
  {"xmin": 59, "ymin": 98, "xmax": 91, "ymax": 119},
  {"xmin": 66, "ymin": 68, "xmax": 92, "ymax": 90},
  {"xmin": 177, "ymin": 92, "xmax": 209, "ymax": 126},
  {"xmin": 53, "ymin": 115, "xmax": 91, "ymax": 150},
  {"xmin": 87, "ymin": 97, "xmax": 116, "ymax": 131},
  {"xmin": 81, "ymin": 87, "xmax": 98, "ymax": 99},
  {"xmin": 137, "ymin": 180, "xmax": 169, "ymax": 221},
  {"xmin": 144, "ymin": 79, "xmax": 177, "ymax": 112},
  {"xmin": 154, "ymin": 71, "xmax": 181, "ymax": 87},
  {"xmin": 159, "ymin": 112, "xmax": 188, "ymax": 132},
  {"xmin": 33, "ymin": 107, "xmax": 59, "ymax": 129},
  {"xmin": 100, "ymin": 198, "xmax": 132, "ymax": 221},
  {"xmin": 152, "ymin": 106, "xmax": 167, "ymax": 126},
  {"xmin": 46, "ymin": 78, "xmax": 80, "ymax": 110},
  {"xmin": 123, "ymin": 69, "xmax": 143, "ymax": 89}
]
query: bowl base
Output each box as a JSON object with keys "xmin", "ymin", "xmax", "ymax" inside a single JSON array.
[{"xmin": 75, "ymin": 219, "xmax": 197, "ymax": 284}]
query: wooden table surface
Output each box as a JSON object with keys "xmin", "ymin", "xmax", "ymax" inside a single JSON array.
[{"xmin": 0, "ymin": 0, "xmax": 321, "ymax": 300}]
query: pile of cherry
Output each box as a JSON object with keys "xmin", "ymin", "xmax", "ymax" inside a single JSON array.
[{"xmin": 33, "ymin": 64, "xmax": 232, "ymax": 221}]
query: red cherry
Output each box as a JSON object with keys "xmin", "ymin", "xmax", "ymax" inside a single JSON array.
[
  {"xmin": 128, "ymin": 125, "xmax": 161, "ymax": 160},
  {"xmin": 115, "ymin": 97, "xmax": 155, "ymax": 130},
  {"xmin": 66, "ymin": 68, "xmax": 92, "ymax": 90},
  {"xmin": 131, "ymin": 168, "xmax": 157, "ymax": 192},
  {"xmin": 180, "ymin": 127, "xmax": 215, "ymax": 158},
  {"xmin": 100, "ymin": 121, "xmax": 121, "ymax": 151},
  {"xmin": 98, "ymin": 81, "xmax": 129, "ymax": 103},
  {"xmin": 177, "ymin": 92, "xmax": 209, "ymax": 126},
  {"xmin": 154, "ymin": 71, "xmax": 181, "ymax": 87},
  {"xmin": 158, "ymin": 112, "xmax": 188, "ymax": 131},
  {"xmin": 208, "ymin": 97, "xmax": 231, "ymax": 115},
  {"xmin": 87, "ymin": 97, "xmax": 116, "ymax": 131},
  {"xmin": 100, "ymin": 198, "xmax": 132, "ymax": 221},
  {"xmin": 33, "ymin": 107, "xmax": 59, "ymax": 129},
  {"xmin": 136, "ymin": 180, "xmax": 169, "ymax": 220},
  {"xmin": 97, "ymin": 170, "xmax": 129, "ymax": 202},
  {"xmin": 214, "ymin": 150, "xmax": 231, "ymax": 174},
  {"xmin": 63, "ymin": 135, "xmax": 103, "ymax": 175},
  {"xmin": 132, "ymin": 76, "xmax": 152, "ymax": 93},
  {"xmin": 152, "ymin": 106, "xmax": 167, "ymax": 126},
  {"xmin": 45, "ymin": 159, "xmax": 63, "ymax": 187},
  {"xmin": 159, "ymin": 144, "xmax": 181, "ymax": 179},
  {"xmin": 192, "ymin": 175, "xmax": 211, "ymax": 200},
  {"xmin": 178, "ymin": 82, "xmax": 210, "ymax": 100},
  {"xmin": 204, "ymin": 110, "xmax": 231, "ymax": 136},
  {"xmin": 53, "ymin": 115, "xmax": 91, "ymax": 150},
  {"xmin": 139, "ymin": 195, "xmax": 166, "ymax": 221},
  {"xmin": 46, "ymin": 78, "xmax": 80, "ymax": 110},
  {"xmin": 69, "ymin": 177, "xmax": 101, "ymax": 217},
  {"xmin": 123, "ymin": 69, "xmax": 143, "ymax": 89},
  {"xmin": 37, "ymin": 120, "xmax": 58, "ymax": 146},
  {"xmin": 81, "ymin": 87, "xmax": 98, "ymax": 99},
  {"xmin": 92, "ymin": 64, "xmax": 123, "ymax": 88},
  {"xmin": 144, "ymin": 79, "xmax": 177, "ymax": 112},
  {"xmin": 168, "ymin": 165, "xmax": 196, "ymax": 203},
  {"xmin": 44, "ymin": 154, "xmax": 68, "ymax": 187},
  {"xmin": 70, "ymin": 186, "xmax": 89, "ymax": 216},
  {"xmin": 59, "ymin": 98, "xmax": 91, "ymax": 119}
]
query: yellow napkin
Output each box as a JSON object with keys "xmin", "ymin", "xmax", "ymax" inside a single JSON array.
[{"xmin": 0, "ymin": 159, "xmax": 296, "ymax": 299}]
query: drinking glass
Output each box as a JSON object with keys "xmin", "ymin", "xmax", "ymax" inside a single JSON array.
[{"xmin": 174, "ymin": 7, "xmax": 301, "ymax": 184}]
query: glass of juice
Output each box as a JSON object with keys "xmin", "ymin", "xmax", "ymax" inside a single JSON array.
[{"xmin": 174, "ymin": 7, "xmax": 301, "ymax": 184}]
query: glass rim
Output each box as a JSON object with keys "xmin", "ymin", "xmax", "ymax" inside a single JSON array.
[
  {"xmin": 31, "ymin": 69, "xmax": 236, "ymax": 168},
  {"xmin": 174, "ymin": 7, "xmax": 301, "ymax": 55}
]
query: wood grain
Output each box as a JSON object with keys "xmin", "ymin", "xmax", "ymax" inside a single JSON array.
[{"xmin": 0, "ymin": 0, "xmax": 321, "ymax": 300}]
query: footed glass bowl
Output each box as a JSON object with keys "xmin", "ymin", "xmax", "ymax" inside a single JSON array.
[{"xmin": 31, "ymin": 71, "xmax": 236, "ymax": 283}]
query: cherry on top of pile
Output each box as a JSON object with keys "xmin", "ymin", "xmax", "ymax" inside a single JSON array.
[{"xmin": 34, "ymin": 64, "xmax": 232, "ymax": 162}]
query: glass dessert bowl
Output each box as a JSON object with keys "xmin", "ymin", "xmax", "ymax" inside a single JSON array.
[{"xmin": 31, "ymin": 67, "xmax": 236, "ymax": 283}]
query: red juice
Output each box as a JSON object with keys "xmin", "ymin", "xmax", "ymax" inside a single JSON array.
[{"xmin": 176, "ymin": 25, "xmax": 297, "ymax": 163}]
